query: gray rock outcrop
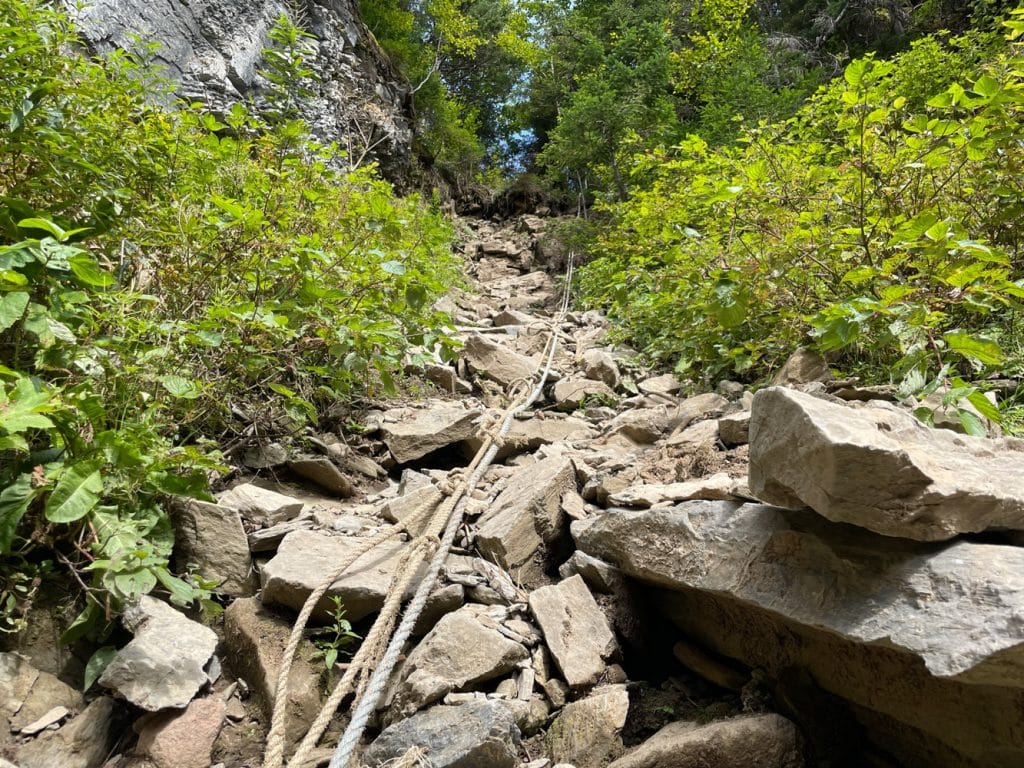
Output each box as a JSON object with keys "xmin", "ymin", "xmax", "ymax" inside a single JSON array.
[
  {"xmin": 65, "ymin": 0, "xmax": 416, "ymax": 180},
  {"xmin": 749, "ymin": 387, "xmax": 1024, "ymax": 540}
]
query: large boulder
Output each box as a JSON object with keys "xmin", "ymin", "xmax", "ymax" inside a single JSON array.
[
  {"xmin": 573, "ymin": 501, "xmax": 1024, "ymax": 767},
  {"xmin": 749, "ymin": 387, "xmax": 1024, "ymax": 540},
  {"xmin": 463, "ymin": 333, "xmax": 537, "ymax": 387}
]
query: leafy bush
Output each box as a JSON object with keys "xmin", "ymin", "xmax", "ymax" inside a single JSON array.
[
  {"xmin": 0, "ymin": 1, "xmax": 459, "ymax": 638},
  {"xmin": 580, "ymin": 19, "xmax": 1023, "ymax": 400}
]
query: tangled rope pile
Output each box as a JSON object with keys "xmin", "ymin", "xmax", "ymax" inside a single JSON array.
[{"xmin": 263, "ymin": 256, "xmax": 574, "ymax": 768}]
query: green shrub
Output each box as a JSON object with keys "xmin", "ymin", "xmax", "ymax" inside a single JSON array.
[{"xmin": 0, "ymin": 1, "xmax": 459, "ymax": 639}]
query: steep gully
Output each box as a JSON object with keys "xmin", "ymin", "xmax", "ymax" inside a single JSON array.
[{"xmin": 3, "ymin": 213, "xmax": 1024, "ymax": 768}]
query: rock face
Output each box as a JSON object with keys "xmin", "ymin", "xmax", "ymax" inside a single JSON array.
[
  {"xmin": 98, "ymin": 596, "xmax": 217, "ymax": 711},
  {"xmin": 573, "ymin": 501, "xmax": 1024, "ymax": 767},
  {"xmin": 363, "ymin": 700, "xmax": 520, "ymax": 768},
  {"xmin": 66, "ymin": 0, "xmax": 416, "ymax": 180},
  {"xmin": 608, "ymin": 714, "xmax": 804, "ymax": 768},
  {"xmin": 749, "ymin": 387, "xmax": 1024, "ymax": 540}
]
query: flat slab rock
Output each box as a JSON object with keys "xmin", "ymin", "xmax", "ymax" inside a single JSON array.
[
  {"xmin": 608, "ymin": 472, "xmax": 742, "ymax": 508},
  {"xmin": 529, "ymin": 574, "xmax": 618, "ymax": 688},
  {"xmin": 463, "ymin": 332, "xmax": 537, "ymax": 387},
  {"xmin": 261, "ymin": 529, "xmax": 427, "ymax": 621},
  {"xmin": 388, "ymin": 605, "xmax": 529, "ymax": 719},
  {"xmin": 547, "ymin": 684, "xmax": 630, "ymax": 768},
  {"xmin": 749, "ymin": 386, "xmax": 1024, "ymax": 540},
  {"xmin": 382, "ymin": 404, "xmax": 482, "ymax": 464},
  {"xmin": 99, "ymin": 596, "xmax": 217, "ymax": 711},
  {"xmin": 363, "ymin": 699, "xmax": 520, "ymax": 768},
  {"xmin": 608, "ymin": 714, "xmax": 804, "ymax": 768},
  {"xmin": 572, "ymin": 501, "xmax": 1024, "ymax": 686}
]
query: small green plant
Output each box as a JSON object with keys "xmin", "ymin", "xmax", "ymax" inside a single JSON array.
[{"xmin": 310, "ymin": 596, "xmax": 362, "ymax": 672}]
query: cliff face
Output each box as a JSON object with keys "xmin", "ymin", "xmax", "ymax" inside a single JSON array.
[{"xmin": 65, "ymin": 0, "xmax": 415, "ymax": 182}]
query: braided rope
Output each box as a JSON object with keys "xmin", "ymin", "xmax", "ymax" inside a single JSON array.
[{"xmin": 264, "ymin": 253, "xmax": 575, "ymax": 768}]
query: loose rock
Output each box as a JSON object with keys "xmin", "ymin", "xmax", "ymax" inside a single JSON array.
[
  {"xmin": 464, "ymin": 333, "xmax": 537, "ymax": 387},
  {"xmin": 363, "ymin": 700, "xmax": 520, "ymax": 768},
  {"xmin": 99, "ymin": 597, "xmax": 217, "ymax": 712},
  {"xmin": 382, "ymin": 405, "xmax": 482, "ymax": 464},
  {"xmin": 218, "ymin": 484, "xmax": 303, "ymax": 526},
  {"xmin": 528, "ymin": 575, "xmax": 617, "ymax": 688},
  {"xmin": 608, "ymin": 714, "xmax": 803, "ymax": 768},
  {"xmin": 134, "ymin": 697, "xmax": 226, "ymax": 768},
  {"xmin": 170, "ymin": 499, "xmax": 254, "ymax": 596},
  {"xmin": 546, "ymin": 684, "xmax": 630, "ymax": 768}
]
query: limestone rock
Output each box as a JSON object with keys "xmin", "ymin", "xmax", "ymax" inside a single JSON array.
[
  {"xmin": 718, "ymin": 410, "xmax": 751, "ymax": 446},
  {"xmin": 553, "ymin": 377, "xmax": 617, "ymax": 411},
  {"xmin": 580, "ymin": 349, "xmax": 621, "ymax": 389},
  {"xmin": 546, "ymin": 685, "xmax": 629, "ymax": 768},
  {"xmin": 665, "ymin": 418, "xmax": 719, "ymax": 450},
  {"xmin": 771, "ymin": 348, "xmax": 832, "ymax": 387},
  {"xmin": 528, "ymin": 575, "xmax": 617, "ymax": 688},
  {"xmin": 70, "ymin": 0, "xmax": 418, "ymax": 181},
  {"xmin": 464, "ymin": 416, "xmax": 596, "ymax": 459},
  {"xmin": 605, "ymin": 408, "xmax": 671, "ymax": 444},
  {"xmin": 0, "ymin": 653, "xmax": 83, "ymax": 733},
  {"xmin": 558, "ymin": 551, "xmax": 622, "ymax": 593},
  {"xmin": 246, "ymin": 516, "xmax": 314, "ymax": 553},
  {"xmin": 464, "ymin": 333, "xmax": 537, "ymax": 387},
  {"xmin": 363, "ymin": 700, "xmax": 520, "ymax": 768},
  {"xmin": 607, "ymin": 473, "xmax": 740, "ymax": 508},
  {"xmin": 287, "ymin": 456, "xmax": 354, "ymax": 497},
  {"xmin": 608, "ymin": 714, "xmax": 803, "ymax": 768},
  {"xmin": 135, "ymin": 697, "xmax": 226, "ymax": 768},
  {"xmin": 638, "ymin": 374, "xmax": 681, "ymax": 396},
  {"xmin": 15, "ymin": 697, "xmax": 119, "ymax": 768},
  {"xmin": 171, "ymin": 499, "xmax": 254, "ymax": 596},
  {"xmin": 218, "ymin": 483, "xmax": 303, "ymax": 526},
  {"xmin": 573, "ymin": 501, "xmax": 1024, "ymax": 767},
  {"xmin": 749, "ymin": 386, "xmax": 1024, "ymax": 540},
  {"xmin": 99, "ymin": 597, "xmax": 217, "ymax": 711},
  {"xmin": 381, "ymin": 483, "xmax": 443, "ymax": 524},
  {"xmin": 382, "ymin": 405, "xmax": 482, "ymax": 464},
  {"xmin": 222, "ymin": 598, "xmax": 320, "ymax": 746},
  {"xmin": 389, "ymin": 606, "xmax": 529, "ymax": 718},
  {"xmin": 672, "ymin": 392, "xmax": 729, "ymax": 431},
  {"xmin": 476, "ymin": 457, "xmax": 576, "ymax": 585},
  {"xmin": 493, "ymin": 308, "xmax": 536, "ymax": 327},
  {"xmin": 241, "ymin": 441, "xmax": 288, "ymax": 469},
  {"xmin": 425, "ymin": 364, "xmax": 473, "ymax": 394},
  {"xmin": 261, "ymin": 529, "xmax": 426, "ymax": 621}
]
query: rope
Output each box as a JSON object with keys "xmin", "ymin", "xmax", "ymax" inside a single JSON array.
[{"xmin": 263, "ymin": 252, "xmax": 575, "ymax": 768}]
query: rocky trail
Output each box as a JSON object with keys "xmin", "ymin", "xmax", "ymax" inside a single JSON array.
[{"xmin": 4, "ymin": 214, "xmax": 1024, "ymax": 768}]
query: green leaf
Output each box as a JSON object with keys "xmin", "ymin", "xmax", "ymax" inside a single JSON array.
[
  {"xmin": 44, "ymin": 463, "xmax": 103, "ymax": 523},
  {"xmin": 16, "ymin": 217, "xmax": 67, "ymax": 240},
  {"xmin": 67, "ymin": 254, "xmax": 114, "ymax": 288},
  {"xmin": 957, "ymin": 408, "xmax": 986, "ymax": 437},
  {"xmin": 972, "ymin": 74, "xmax": 1000, "ymax": 99},
  {"xmin": 324, "ymin": 647, "xmax": 338, "ymax": 670},
  {"xmin": 942, "ymin": 333, "xmax": 1003, "ymax": 365},
  {"xmin": 83, "ymin": 646, "xmax": 117, "ymax": 691},
  {"xmin": 0, "ymin": 474, "xmax": 35, "ymax": 554},
  {"xmin": 1, "ymin": 377, "xmax": 55, "ymax": 433},
  {"xmin": 159, "ymin": 375, "xmax": 200, "ymax": 399},
  {"xmin": 113, "ymin": 568, "xmax": 157, "ymax": 599},
  {"xmin": 380, "ymin": 260, "xmax": 407, "ymax": 275},
  {"xmin": 966, "ymin": 390, "xmax": 1001, "ymax": 423},
  {"xmin": 0, "ymin": 291, "xmax": 28, "ymax": 333}
]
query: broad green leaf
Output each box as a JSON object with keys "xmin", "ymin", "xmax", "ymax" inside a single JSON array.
[
  {"xmin": 154, "ymin": 568, "xmax": 199, "ymax": 607},
  {"xmin": 0, "ymin": 474, "xmax": 35, "ymax": 554},
  {"xmin": 957, "ymin": 409, "xmax": 986, "ymax": 437},
  {"xmin": 972, "ymin": 74, "xmax": 1000, "ymax": 99},
  {"xmin": 942, "ymin": 333, "xmax": 1003, "ymax": 365},
  {"xmin": 1, "ymin": 377, "xmax": 55, "ymax": 433},
  {"xmin": 44, "ymin": 463, "xmax": 103, "ymax": 523},
  {"xmin": 966, "ymin": 391, "xmax": 1001, "ymax": 423},
  {"xmin": 844, "ymin": 59, "xmax": 868, "ymax": 87},
  {"xmin": 159, "ymin": 375, "xmax": 200, "ymax": 399},
  {"xmin": 67, "ymin": 254, "xmax": 114, "ymax": 288},
  {"xmin": 16, "ymin": 217, "xmax": 67, "ymax": 240},
  {"xmin": 0, "ymin": 291, "xmax": 28, "ymax": 333},
  {"xmin": 380, "ymin": 260, "xmax": 407, "ymax": 275},
  {"xmin": 112, "ymin": 568, "xmax": 157, "ymax": 599},
  {"xmin": 83, "ymin": 646, "xmax": 116, "ymax": 691}
]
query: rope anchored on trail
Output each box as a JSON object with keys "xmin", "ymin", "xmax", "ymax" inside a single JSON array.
[{"xmin": 263, "ymin": 255, "xmax": 574, "ymax": 768}]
